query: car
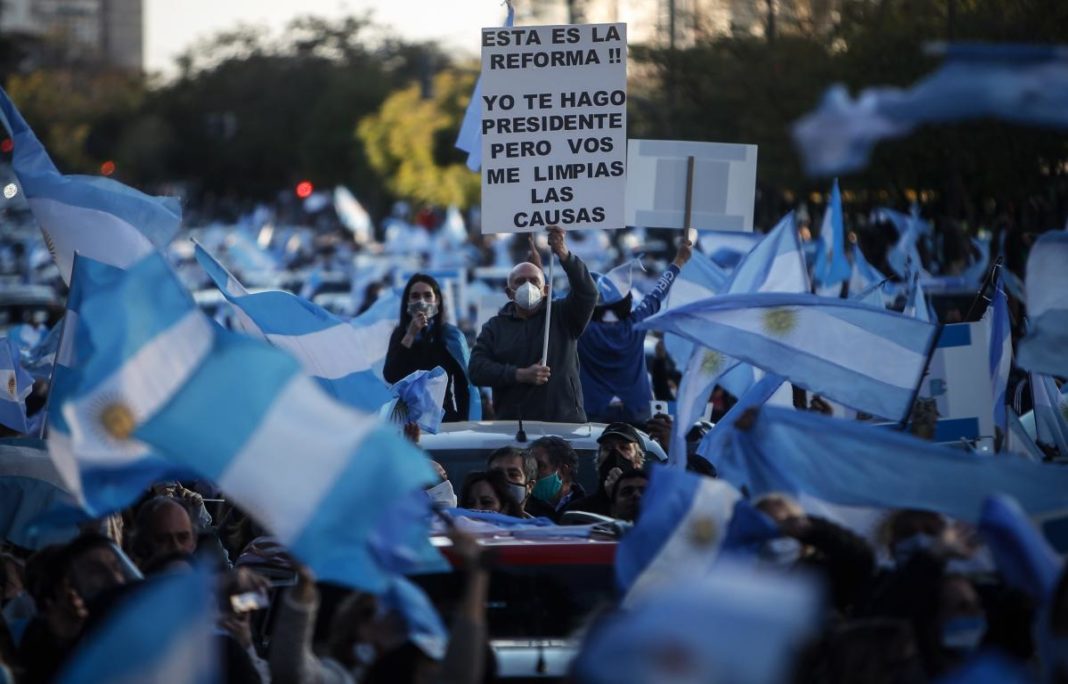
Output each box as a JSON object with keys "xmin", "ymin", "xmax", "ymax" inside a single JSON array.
[
  {"xmin": 417, "ymin": 531, "xmax": 619, "ymax": 681},
  {"xmin": 419, "ymin": 421, "xmax": 667, "ymax": 499}
]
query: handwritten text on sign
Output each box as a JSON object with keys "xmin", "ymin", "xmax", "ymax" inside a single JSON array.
[{"xmin": 480, "ymin": 23, "xmax": 627, "ymax": 234}]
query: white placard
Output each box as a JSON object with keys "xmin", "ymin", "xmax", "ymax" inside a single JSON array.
[
  {"xmin": 625, "ymin": 139, "xmax": 758, "ymax": 232},
  {"xmin": 918, "ymin": 320, "xmax": 995, "ymax": 445},
  {"xmin": 480, "ymin": 23, "xmax": 627, "ymax": 233}
]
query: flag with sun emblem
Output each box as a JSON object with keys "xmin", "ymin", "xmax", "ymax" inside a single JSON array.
[
  {"xmin": 1017, "ymin": 230, "xmax": 1068, "ymax": 378},
  {"xmin": 0, "ymin": 86, "xmax": 181, "ymax": 285},
  {"xmin": 641, "ymin": 292, "xmax": 939, "ymax": 422},
  {"xmin": 0, "ymin": 336, "xmax": 34, "ymax": 433},
  {"xmin": 666, "ymin": 212, "xmax": 811, "ymax": 464},
  {"xmin": 615, "ymin": 466, "xmax": 745, "ymax": 603},
  {"xmin": 194, "ymin": 242, "xmax": 393, "ymax": 413},
  {"xmin": 708, "ymin": 406, "xmax": 1068, "ymax": 539}
]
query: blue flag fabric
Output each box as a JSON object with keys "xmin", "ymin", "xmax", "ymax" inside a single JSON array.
[
  {"xmin": 0, "ymin": 86, "xmax": 180, "ymax": 284},
  {"xmin": 1017, "ymin": 230, "xmax": 1068, "ymax": 377},
  {"xmin": 195, "ymin": 242, "xmax": 393, "ymax": 412},
  {"xmin": 0, "ymin": 336, "xmax": 33, "ymax": 433},
  {"xmin": 978, "ymin": 495, "xmax": 1061, "ymax": 602},
  {"xmin": 794, "ymin": 44, "xmax": 1068, "ymax": 176},
  {"xmin": 0, "ymin": 439, "xmax": 80, "ymax": 549},
  {"xmin": 380, "ymin": 576, "xmax": 450, "ymax": 660},
  {"xmin": 704, "ymin": 405, "xmax": 1068, "ymax": 526},
  {"xmin": 382, "ymin": 367, "xmax": 448, "ymax": 434},
  {"xmin": 454, "ymin": 2, "xmax": 515, "ymax": 171},
  {"xmin": 56, "ymin": 569, "xmax": 217, "ymax": 684},
  {"xmin": 640, "ymin": 292, "xmax": 938, "ymax": 421},
  {"xmin": 1030, "ymin": 373, "xmax": 1068, "ymax": 455},
  {"xmin": 812, "ymin": 180, "xmax": 851, "ymax": 286},
  {"xmin": 63, "ymin": 253, "xmax": 439, "ymax": 590}
]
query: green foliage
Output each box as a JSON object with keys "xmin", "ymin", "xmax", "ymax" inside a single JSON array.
[{"xmin": 358, "ymin": 69, "xmax": 481, "ymax": 208}]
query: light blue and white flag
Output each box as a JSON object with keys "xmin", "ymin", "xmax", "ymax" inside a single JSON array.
[
  {"xmin": 705, "ymin": 405, "xmax": 1068, "ymax": 528},
  {"xmin": 640, "ymin": 292, "xmax": 939, "ymax": 422},
  {"xmin": 0, "ymin": 439, "xmax": 80, "ymax": 549},
  {"xmin": 811, "ymin": 180, "xmax": 851, "ymax": 287},
  {"xmin": 670, "ymin": 213, "xmax": 808, "ymax": 463},
  {"xmin": 56, "ymin": 569, "xmax": 217, "ymax": 684},
  {"xmin": 877, "ymin": 205, "xmax": 931, "ymax": 280},
  {"xmin": 1017, "ymin": 230, "xmax": 1068, "ymax": 377},
  {"xmin": 848, "ymin": 244, "xmax": 887, "ymax": 300},
  {"xmin": 660, "ymin": 252, "xmax": 731, "ymax": 368},
  {"xmin": 65, "ymin": 252, "xmax": 440, "ymax": 590},
  {"xmin": 696, "ymin": 230, "xmax": 763, "ymax": 270},
  {"xmin": 903, "ymin": 267, "xmax": 933, "ymax": 323},
  {"xmin": 1005, "ymin": 409, "xmax": 1045, "ymax": 462},
  {"xmin": 615, "ymin": 466, "xmax": 742, "ymax": 602},
  {"xmin": 0, "ymin": 86, "xmax": 181, "ymax": 284},
  {"xmin": 334, "ymin": 185, "xmax": 373, "ymax": 245},
  {"xmin": 594, "ymin": 257, "xmax": 644, "ymax": 305},
  {"xmin": 195, "ymin": 242, "xmax": 392, "ymax": 412},
  {"xmin": 793, "ymin": 44, "xmax": 1068, "ymax": 176},
  {"xmin": 382, "ymin": 367, "xmax": 448, "ymax": 434},
  {"xmin": 852, "ymin": 278, "xmax": 888, "ymax": 310},
  {"xmin": 0, "ymin": 337, "xmax": 33, "ymax": 433},
  {"xmin": 987, "ymin": 273, "xmax": 1012, "ymax": 438},
  {"xmin": 20, "ymin": 321, "xmax": 62, "ymax": 380},
  {"xmin": 455, "ymin": 2, "xmax": 515, "ymax": 171},
  {"xmin": 1031, "ymin": 373, "xmax": 1068, "ymax": 455}
]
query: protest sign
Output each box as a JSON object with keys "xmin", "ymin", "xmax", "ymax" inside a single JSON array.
[
  {"xmin": 625, "ymin": 140, "xmax": 758, "ymax": 232},
  {"xmin": 479, "ymin": 23, "xmax": 627, "ymax": 233},
  {"xmin": 918, "ymin": 320, "xmax": 996, "ymax": 447}
]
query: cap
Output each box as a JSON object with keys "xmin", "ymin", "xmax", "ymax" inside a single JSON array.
[{"xmin": 598, "ymin": 422, "xmax": 641, "ymax": 445}]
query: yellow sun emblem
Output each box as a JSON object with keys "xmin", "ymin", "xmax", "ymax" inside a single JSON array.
[
  {"xmin": 700, "ymin": 349, "xmax": 724, "ymax": 375},
  {"xmin": 689, "ymin": 516, "xmax": 718, "ymax": 547},
  {"xmin": 6, "ymin": 373, "xmax": 15, "ymax": 399},
  {"xmin": 763, "ymin": 307, "xmax": 798, "ymax": 337},
  {"xmin": 99, "ymin": 402, "xmax": 136, "ymax": 440}
]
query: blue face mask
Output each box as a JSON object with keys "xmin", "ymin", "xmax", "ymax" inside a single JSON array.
[{"xmin": 941, "ymin": 615, "xmax": 986, "ymax": 652}]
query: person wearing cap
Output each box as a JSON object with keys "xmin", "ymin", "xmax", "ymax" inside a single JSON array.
[
  {"xmin": 564, "ymin": 422, "xmax": 646, "ymax": 517},
  {"xmin": 578, "ymin": 238, "xmax": 692, "ymax": 425},
  {"xmin": 468, "ymin": 226, "xmax": 597, "ymax": 422}
]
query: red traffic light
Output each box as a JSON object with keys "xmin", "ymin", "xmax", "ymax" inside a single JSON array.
[{"xmin": 295, "ymin": 181, "xmax": 314, "ymax": 199}]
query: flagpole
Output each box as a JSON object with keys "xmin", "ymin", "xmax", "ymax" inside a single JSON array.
[
  {"xmin": 541, "ymin": 249, "xmax": 555, "ymax": 365},
  {"xmin": 683, "ymin": 155, "xmax": 696, "ymax": 244},
  {"xmin": 963, "ymin": 255, "xmax": 1003, "ymax": 321}
]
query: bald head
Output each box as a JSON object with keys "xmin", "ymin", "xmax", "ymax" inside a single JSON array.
[{"xmin": 508, "ymin": 262, "xmax": 545, "ymax": 290}]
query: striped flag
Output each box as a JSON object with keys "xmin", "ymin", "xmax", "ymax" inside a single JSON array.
[
  {"xmin": 1017, "ymin": 231, "xmax": 1068, "ymax": 377},
  {"xmin": 987, "ymin": 272, "xmax": 1012, "ymax": 438}
]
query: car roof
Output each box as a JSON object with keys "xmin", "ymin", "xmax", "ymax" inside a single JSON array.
[
  {"xmin": 434, "ymin": 534, "xmax": 617, "ymax": 566},
  {"xmin": 420, "ymin": 420, "xmax": 608, "ymax": 452}
]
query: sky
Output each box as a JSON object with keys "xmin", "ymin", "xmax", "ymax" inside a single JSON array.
[{"xmin": 144, "ymin": 0, "xmax": 509, "ymax": 75}]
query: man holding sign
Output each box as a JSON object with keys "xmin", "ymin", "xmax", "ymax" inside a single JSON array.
[{"xmin": 469, "ymin": 227, "xmax": 597, "ymax": 422}]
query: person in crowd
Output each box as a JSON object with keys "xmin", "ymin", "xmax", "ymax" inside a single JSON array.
[
  {"xmin": 458, "ymin": 470, "xmax": 524, "ymax": 518},
  {"xmin": 468, "ymin": 226, "xmax": 597, "ymax": 422},
  {"xmin": 578, "ymin": 238, "xmax": 692, "ymax": 424},
  {"xmin": 754, "ymin": 494, "xmax": 875, "ymax": 616},
  {"xmin": 270, "ymin": 528, "xmax": 491, "ymax": 684},
  {"xmin": 528, "ymin": 436, "xmax": 586, "ymax": 520},
  {"xmin": 608, "ymin": 469, "xmax": 648, "ymax": 523},
  {"xmin": 131, "ymin": 496, "xmax": 199, "ymax": 569},
  {"xmin": 566, "ymin": 423, "xmax": 646, "ymax": 516},
  {"xmin": 217, "ymin": 566, "xmax": 272, "ymax": 684},
  {"xmin": 425, "ymin": 460, "xmax": 457, "ymax": 509},
  {"xmin": 384, "ymin": 273, "xmax": 479, "ymax": 422},
  {"xmin": 486, "ymin": 446, "xmax": 556, "ymax": 518}
]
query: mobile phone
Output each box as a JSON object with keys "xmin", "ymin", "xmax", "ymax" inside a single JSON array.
[
  {"xmin": 650, "ymin": 400, "xmax": 669, "ymax": 417},
  {"xmin": 230, "ymin": 590, "xmax": 269, "ymax": 613}
]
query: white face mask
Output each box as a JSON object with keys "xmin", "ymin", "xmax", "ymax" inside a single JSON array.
[
  {"xmin": 426, "ymin": 480, "xmax": 457, "ymax": 509},
  {"xmin": 507, "ymin": 482, "xmax": 528, "ymax": 506},
  {"xmin": 513, "ymin": 282, "xmax": 544, "ymax": 310},
  {"xmin": 760, "ymin": 537, "xmax": 803, "ymax": 567}
]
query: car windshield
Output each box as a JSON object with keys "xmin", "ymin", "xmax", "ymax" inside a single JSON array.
[
  {"xmin": 425, "ymin": 447, "xmax": 600, "ymax": 496},
  {"xmin": 413, "ymin": 563, "xmax": 615, "ymax": 638}
]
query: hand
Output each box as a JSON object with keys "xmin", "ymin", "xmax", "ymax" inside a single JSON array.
[
  {"xmin": 779, "ymin": 515, "xmax": 812, "ymax": 540},
  {"xmin": 516, "ymin": 364, "xmax": 551, "ymax": 385},
  {"xmin": 402, "ymin": 422, "xmax": 420, "ymax": 444},
  {"xmin": 673, "ymin": 238, "xmax": 693, "ymax": 267},
  {"xmin": 527, "ymin": 234, "xmax": 543, "ymax": 269},
  {"xmin": 603, "ymin": 466, "xmax": 622, "ymax": 495},
  {"xmin": 406, "ymin": 311, "xmax": 428, "ymax": 337},
  {"xmin": 645, "ymin": 414, "xmax": 672, "ymax": 452},
  {"xmin": 547, "ymin": 226, "xmax": 569, "ymax": 260}
]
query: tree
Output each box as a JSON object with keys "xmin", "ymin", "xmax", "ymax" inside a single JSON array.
[{"xmin": 358, "ymin": 69, "xmax": 481, "ymax": 208}]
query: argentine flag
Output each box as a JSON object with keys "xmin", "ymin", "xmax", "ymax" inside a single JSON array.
[
  {"xmin": 56, "ymin": 569, "xmax": 217, "ymax": 684},
  {"xmin": 0, "ymin": 86, "xmax": 180, "ymax": 285},
  {"xmin": 455, "ymin": 2, "xmax": 515, "ymax": 171},
  {"xmin": 195, "ymin": 242, "xmax": 392, "ymax": 412},
  {"xmin": 705, "ymin": 406, "xmax": 1068, "ymax": 543},
  {"xmin": 64, "ymin": 253, "xmax": 439, "ymax": 589},
  {"xmin": 670, "ymin": 212, "xmax": 808, "ymax": 463},
  {"xmin": 811, "ymin": 179, "xmax": 851, "ymax": 287},
  {"xmin": 1017, "ymin": 230, "xmax": 1068, "ymax": 377},
  {"xmin": 1031, "ymin": 373, "xmax": 1068, "ymax": 456},
  {"xmin": 640, "ymin": 292, "xmax": 939, "ymax": 422}
]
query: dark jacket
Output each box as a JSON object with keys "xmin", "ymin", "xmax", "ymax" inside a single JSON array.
[
  {"xmin": 384, "ymin": 323, "xmax": 471, "ymax": 422},
  {"xmin": 469, "ymin": 252, "xmax": 597, "ymax": 422}
]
